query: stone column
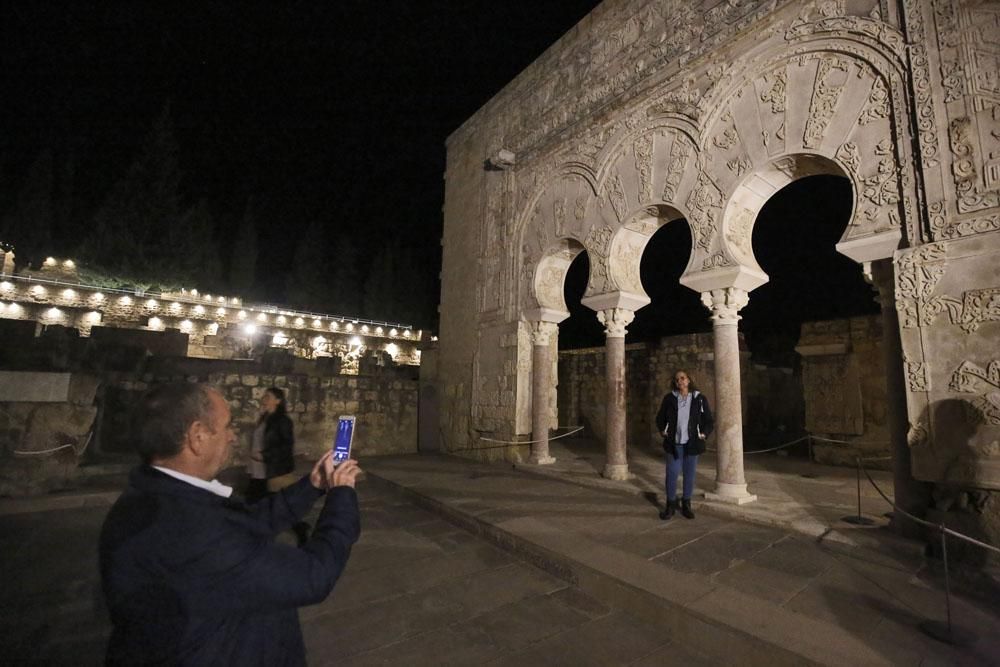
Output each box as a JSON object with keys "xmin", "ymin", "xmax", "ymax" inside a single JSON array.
[
  {"xmin": 870, "ymin": 260, "xmax": 930, "ymax": 537},
  {"xmin": 701, "ymin": 288, "xmax": 757, "ymax": 504},
  {"xmin": 597, "ymin": 307, "xmax": 634, "ymax": 480},
  {"xmin": 529, "ymin": 320, "xmax": 558, "ymax": 465}
]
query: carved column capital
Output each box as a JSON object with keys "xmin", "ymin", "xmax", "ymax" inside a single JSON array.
[
  {"xmin": 529, "ymin": 320, "xmax": 559, "ymax": 346},
  {"xmin": 700, "ymin": 287, "xmax": 749, "ymax": 323},
  {"xmin": 597, "ymin": 308, "xmax": 635, "ymax": 338}
]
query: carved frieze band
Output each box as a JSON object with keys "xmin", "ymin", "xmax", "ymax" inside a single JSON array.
[
  {"xmin": 685, "ymin": 172, "xmax": 722, "ymax": 252},
  {"xmin": 950, "ymin": 360, "xmax": 1000, "ymax": 426}
]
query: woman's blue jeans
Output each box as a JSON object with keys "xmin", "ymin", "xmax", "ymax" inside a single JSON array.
[{"xmin": 665, "ymin": 444, "xmax": 698, "ymax": 500}]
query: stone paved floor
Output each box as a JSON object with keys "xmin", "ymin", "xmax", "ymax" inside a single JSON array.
[{"xmin": 0, "ymin": 481, "xmax": 703, "ymax": 666}]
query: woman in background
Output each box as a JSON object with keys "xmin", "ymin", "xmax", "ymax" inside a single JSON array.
[
  {"xmin": 249, "ymin": 387, "xmax": 309, "ymax": 543},
  {"xmin": 655, "ymin": 370, "xmax": 714, "ymax": 520}
]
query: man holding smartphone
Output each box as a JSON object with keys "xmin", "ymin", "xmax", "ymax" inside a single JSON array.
[{"xmin": 99, "ymin": 382, "xmax": 362, "ymax": 666}]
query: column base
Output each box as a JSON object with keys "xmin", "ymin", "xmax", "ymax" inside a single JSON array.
[
  {"xmin": 529, "ymin": 454, "xmax": 556, "ymax": 465},
  {"xmin": 705, "ymin": 481, "xmax": 757, "ymax": 505},
  {"xmin": 602, "ymin": 463, "xmax": 632, "ymax": 481}
]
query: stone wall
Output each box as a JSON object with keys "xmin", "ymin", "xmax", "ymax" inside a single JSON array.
[
  {"xmin": 0, "ymin": 358, "xmax": 420, "ymax": 497},
  {"xmin": 797, "ymin": 315, "xmax": 890, "ymax": 466}
]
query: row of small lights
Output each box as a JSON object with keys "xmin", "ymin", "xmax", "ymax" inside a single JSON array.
[
  {"xmin": 0, "ymin": 301, "xmax": 102, "ymax": 324},
  {"xmin": 0, "ymin": 281, "xmax": 414, "ymax": 339}
]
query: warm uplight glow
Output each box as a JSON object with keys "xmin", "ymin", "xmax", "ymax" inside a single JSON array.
[
  {"xmin": 170, "ymin": 302, "xmax": 181, "ymax": 312},
  {"xmin": 63, "ymin": 260, "xmax": 75, "ymax": 268},
  {"xmin": 276, "ymin": 315, "xmax": 287, "ymax": 325},
  {"xmin": 218, "ymin": 296, "xmax": 226, "ymax": 303},
  {"xmin": 193, "ymin": 305, "xmax": 205, "ymax": 315},
  {"xmin": 0, "ymin": 281, "xmax": 13, "ymax": 292},
  {"xmin": 180, "ymin": 319, "xmax": 193, "ymax": 332},
  {"xmin": 375, "ymin": 326, "xmax": 383, "ymax": 335},
  {"xmin": 205, "ymin": 294, "xmax": 212, "ymax": 301},
  {"xmin": 312, "ymin": 319, "xmax": 321, "ymax": 327},
  {"xmin": 238, "ymin": 310, "xmax": 247, "ymax": 319},
  {"xmin": 345, "ymin": 323, "xmax": 354, "ymax": 331},
  {"xmin": 403, "ymin": 329, "xmax": 411, "ymax": 338},
  {"xmin": 45, "ymin": 307, "xmax": 63, "ymax": 318},
  {"xmin": 361, "ymin": 325, "xmax": 370, "ymax": 334},
  {"xmin": 389, "ymin": 328, "xmax": 398, "ymax": 337},
  {"xmin": 243, "ymin": 323, "xmax": 257, "ymax": 334},
  {"xmin": 86, "ymin": 311, "xmax": 102, "ymax": 323},
  {"xmin": 312, "ymin": 336, "xmax": 327, "ymax": 348},
  {"xmin": 91, "ymin": 292, "xmax": 105, "ymax": 301},
  {"xmin": 330, "ymin": 321, "xmax": 339, "ymax": 330},
  {"xmin": 272, "ymin": 331, "xmax": 288, "ymax": 346},
  {"xmin": 257, "ymin": 313, "xmax": 267, "ymax": 322},
  {"xmin": 216, "ymin": 307, "xmax": 226, "ymax": 316},
  {"xmin": 148, "ymin": 317, "xmax": 163, "ymax": 329},
  {"xmin": 7, "ymin": 303, "xmax": 21, "ymax": 313},
  {"xmin": 191, "ymin": 289, "xmax": 198, "ymax": 296},
  {"xmin": 146, "ymin": 299, "xmax": 158, "ymax": 308},
  {"xmin": 349, "ymin": 336, "xmax": 362, "ymax": 346},
  {"xmin": 44, "ymin": 257, "xmax": 57, "ymax": 266},
  {"xmin": 118, "ymin": 295, "xmax": 132, "ymax": 305},
  {"xmin": 294, "ymin": 317, "xmax": 304, "ymax": 327},
  {"xmin": 31, "ymin": 285, "xmax": 46, "ymax": 296},
  {"xmin": 207, "ymin": 322, "xmax": 219, "ymax": 335},
  {"xmin": 385, "ymin": 343, "xmax": 399, "ymax": 358},
  {"xmin": 61, "ymin": 289, "xmax": 76, "ymax": 299}
]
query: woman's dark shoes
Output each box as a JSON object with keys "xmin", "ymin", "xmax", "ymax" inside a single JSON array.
[
  {"xmin": 680, "ymin": 498, "xmax": 695, "ymax": 519},
  {"xmin": 659, "ymin": 500, "xmax": 677, "ymax": 520}
]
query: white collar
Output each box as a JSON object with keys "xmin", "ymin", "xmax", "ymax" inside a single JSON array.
[{"xmin": 152, "ymin": 465, "xmax": 234, "ymax": 498}]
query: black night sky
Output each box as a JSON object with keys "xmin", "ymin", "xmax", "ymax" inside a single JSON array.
[{"xmin": 1, "ymin": 1, "xmax": 878, "ymax": 355}]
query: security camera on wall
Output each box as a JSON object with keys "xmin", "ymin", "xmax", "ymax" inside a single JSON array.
[{"xmin": 485, "ymin": 149, "xmax": 516, "ymax": 171}]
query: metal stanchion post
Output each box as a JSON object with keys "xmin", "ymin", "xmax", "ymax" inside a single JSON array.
[
  {"xmin": 920, "ymin": 526, "xmax": 977, "ymax": 646},
  {"xmin": 841, "ymin": 457, "xmax": 875, "ymax": 526}
]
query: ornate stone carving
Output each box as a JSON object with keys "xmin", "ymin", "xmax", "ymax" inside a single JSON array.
[
  {"xmin": 932, "ymin": 211, "xmax": 1000, "ymax": 240},
  {"xmin": 835, "ymin": 141, "xmax": 861, "ymax": 176},
  {"xmin": 701, "ymin": 287, "xmax": 749, "ymax": 323},
  {"xmin": 906, "ymin": 0, "xmax": 940, "ymax": 168},
  {"xmin": 597, "ymin": 307, "xmax": 635, "ymax": 338},
  {"xmin": 585, "ymin": 225, "xmax": 614, "ymax": 257},
  {"xmin": 726, "ymin": 206, "xmax": 755, "ymax": 256},
  {"xmin": 727, "ymin": 155, "xmax": 753, "ymax": 176},
  {"xmin": 895, "ymin": 242, "xmax": 948, "ymax": 328},
  {"xmin": 685, "ymin": 172, "xmax": 723, "ymax": 252},
  {"xmin": 857, "ymin": 77, "xmax": 890, "ymax": 125},
  {"xmin": 804, "ymin": 56, "xmax": 849, "ymax": 149},
  {"xmin": 759, "ymin": 68, "xmax": 787, "ymax": 114},
  {"xmin": 633, "ymin": 134, "xmax": 654, "ymax": 203},
  {"xmin": 861, "ymin": 139, "xmax": 901, "ymax": 207},
  {"xmin": 535, "ymin": 265, "xmax": 564, "ymax": 309},
  {"xmin": 940, "ymin": 288, "xmax": 1000, "ymax": 334},
  {"xmin": 904, "ymin": 354, "xmax": 929, "ymax": 392},
  {"xmin": 661, "ymin": 133, "xmax": 693, "ymax": 203},
  {"xmin": 553, "ymin": 198, "xmax": 567, "ymax": 237},
  {"xmin": 529, "ymin": 320, "xmax": 558, "ymax": 346},
  {"xmin": 702, "ymin": 251, "xmax": 732, "ymax": 270},
  {"xmin": 950, "ymin": 360, "xmax": 1000, "ymax": 426},
  {"xmin": 950, "ymin": 117, "xmax": 1000, "ymax": 214},
  {"xmin": 604, "ymin": 172, "xmax": 629, "ymax": 222},
  {"xmin": 713, "ymin": 110, "xmax": 740, "ymax": 150}
]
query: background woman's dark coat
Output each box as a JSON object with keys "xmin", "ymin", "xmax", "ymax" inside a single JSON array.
[
  {"xmin": 262, "ymin": 413, "xmax": 295, "ymax": 478},
  {"xmin": 655, "ymin": 392, "xmax": 715, "ymax": 458}
]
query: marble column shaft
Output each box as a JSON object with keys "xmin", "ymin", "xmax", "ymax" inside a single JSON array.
[
  {"xmin": 702, "ymin": 288, "xmax": 756, "ymax": 504},
  {"xmin": 530, "ymin": 321, "xmax": 558, "ymax": 465},
  {"xmin": 598, "ymin": 308, "xmax": 634, "ymax": 481}
]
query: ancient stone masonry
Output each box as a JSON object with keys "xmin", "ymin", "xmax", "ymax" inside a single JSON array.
[{"xmin": 441, "ymin": 0, "xmax": 1000, "ymax": 540}]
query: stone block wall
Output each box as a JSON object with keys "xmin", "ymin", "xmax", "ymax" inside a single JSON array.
[
  {"xmin": 796, "ymin": 315, "xmax": 890, "ymax": 466},
  {"xmin": 0, "ymin": 359, "xmax": 420, "ymax": 497}
]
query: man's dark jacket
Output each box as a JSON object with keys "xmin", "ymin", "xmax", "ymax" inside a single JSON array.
[
  {"xmin": 655, "ymin": 391, "xmax": 715, "ymax": 458},
  {"xmin": 99, "ymin": 465, "xmax": 360, "ymax": 666}
]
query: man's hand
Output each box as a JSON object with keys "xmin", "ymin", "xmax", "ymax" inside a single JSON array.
[
  {"xmin": 310, "ymin": 451, "xmax": 334, "ymax": 490},
  {"xmin": 329, "ymin": 459, "xmax": 361, "ymax": 489}
]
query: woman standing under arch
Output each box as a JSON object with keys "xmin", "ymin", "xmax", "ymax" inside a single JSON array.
[{"xmin": 655, "ymin": 370, "xmax": 714, "ymax": 520}]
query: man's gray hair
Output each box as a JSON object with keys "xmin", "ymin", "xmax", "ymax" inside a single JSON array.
[{"xmin": 131, "ymin": 382, "xmax": 216, "ymax": 464}]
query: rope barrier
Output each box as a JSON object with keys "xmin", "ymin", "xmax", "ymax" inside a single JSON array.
[
  {"xmin": 478, "ymin": 425, "xmax": 584, "ymax": 446},
  {"xmin": 13, "ymin": 425, "xmax": 95, "ymax": 459},
  {"xmin": 858, "ymin": 460, "xmax": 1000, "ymax": 555}
]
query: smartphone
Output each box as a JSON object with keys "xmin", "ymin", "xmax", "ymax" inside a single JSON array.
[{"xmin": 332, "ymin": 415, "xmax": 356, "ymax": 465}]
